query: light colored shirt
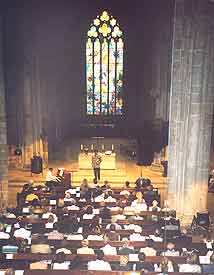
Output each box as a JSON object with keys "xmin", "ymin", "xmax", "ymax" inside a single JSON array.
[
  {"xmin": 132, "ymin": 202, "xmax": 148, "ymax": 211},
  {"xmin": 77, "ymin": 246, "xmax": 95, "ymax": 255},
  {"xmin": 14, "ymin": 228, "xmax": 31, "ymax": 239},
  {"xmin": 56, "ymin": 248, "xmax": 72, "ymax": 254},
  {"xmin": 67, "ymin": 205, "xmax": 79, "ymax": 210},
  {"xmin": 105, "ymin": 196, "xmax": 116, "ymax": 203},
  {"xmin": 161, "ymin": 250, "xmax": 180, "ymax": 256},
  {"xmin": 140, "ymin": 247, "xmax": 157, "ymax": 256},
  {"xmin": 83, "ymin": 214, "xmax": 94, "ymax": 220},
  {"xmin": 94, "ymin": 195, "xmax": 105, "ymax": 202},
  {"xmin": 101, "ymin": 244, "xmax": 117, "ymax": 255},
  {"xmin": 47, "ymin": 230, "xmax": 64, "ymax": 240},
  {"xmin": 179, "ymin": 264, "xmax": 201, "ymax": 273},
  {"xmin": 0, "ymin": 231, "xmax": 10, "ymax": 239},
  {"xmin": 88, "ymin": 259, "xmax": 112, "ymax": 271},
  {"xmin": 92, "ymin": 154, "xmax": 102, "ymax": 169},
  {"xmin": 87, "ymin": 235, "xmax": 103, "ymax": 241},
  {"xmin": 124, "ymin": 224, "xmax": 142, "ymax": 233},
  {"xmin": 46, "ymin": 170, "xmax": 59, "ymax": 182},
  {"xmin": 130, "ymin": 233, "xmax": 145, "ymax": 241},
  {"xmin": 120, "ymin": 190, "xmax": 130, "ymax": 196},
  {"xmin": 67, "ymin": 234, "xmax": 83, "ymax": 240},
  {"xmin": 53, "ymin": 262, "xmax": 70, "ymax": 270}
]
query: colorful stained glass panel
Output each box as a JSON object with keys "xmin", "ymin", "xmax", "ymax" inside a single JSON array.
[
  {"xmin": 101, "ymin": 40, "xmax": 108, "ymax": 114},
  {"xmin": 86, "ymin": 11, "xmax": 124, "ymax": 115},
  {"xmin": 86, "ymin": 38, "xmax": 93, "ymax": 114}
]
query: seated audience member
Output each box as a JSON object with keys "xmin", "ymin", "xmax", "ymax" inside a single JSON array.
[
  {"xmin": 93, "ymin": 178, "xmax": 98, "ymax": 187},
  {"xmin": 179, "ymin": 254, "xmax": 201, "ymax": 273},
  {"xmin": 25, "ymin": 187, "xmax": 39, "ymax": 202},
  {"xmin": 149, "ymin": 200, "xmax": 161, "ymax": 211},
  {"xmin": 56, "ymin": 243, "xmax": 72, "ymax": 254},
  {"xmin": 88, "ymin": 250, "xmax": 111, "ymax": 271},
  {"xmin": 104, "ymin": 224, "xmax": 120, "ymax": 241},
  {"xmin": 161, "ymin": 242, "xmax": 180, "ymax": 256},
  {"xmin": 46, "ymin": 167, "xmax": 60, "ymax": 188},
  {"xmin": 0, "ymin": 223, "xmax": 10, "ymax": 239},
  {"xmin": 124, "ymin": 218, "xmax": 142, "ymax": 233},
  {"xmin": 94, "ymin": 192, "xmax": 105, "ymax": 202},
  {"xmin": 52, "ymin": 252, "xmax": 70, "ymax": 270},
  {"xmin": 119, "ymin": 193, "xmax": 130, "ymax": 205},
  {"xmin": 106, "ymin": 220, "xmax": 122, "ymax": 231},
  {"xmin": 135, "ymin": 252, "xmax": 154, "ymax": 272},
  {"xmin": 202, "ymin": 253, "xmax": 214, "ymax": 273},
  {"xmin": 130, "ymin": 232, "xmax": 145, "ymax": 241},
  {"xmin": 5, "ymin": 208, "xmax": 16, "ymax": 218},
  {"xmin": 131, "ymin": 191, "xmax": 148, "ymax": 211},
  {"xmin": 156, "ymin": 257, "xmax": 176, "ymax": 273},
  {"xmin": 140, "ymin": 240, "xmax": 157, "ymax": 256},
  {"xmin": 31, "ymin": 236, "xmax": 51, "ymax": 254},
  {"xmin": 87, "ymin": 216, "xmax": 102, "ymax": 235},
  {"xmin": 118, "ymin": 238, "xmax": 135, "ymax": 255},
  {"xmin": 80, "ymin": 178, "xmax": 90, "ymax": 196},
  {"xmin": 82, "ymin": 205, "xmax": 94, "ymax": 220},
  {"xmin": 58, "ymin": 214, "xmax": 79, "ymax": 233},
  {"xmin": 120, "ymin": 181, "xmax": 131, "ymax": 196},
  {"xmin": 64, "ymin": 192, "xmax": 76, "ymax": 204},
  {"xmin": 144, "ymin": 184, "xmax": 156, "ymax": 205},
  {"xmin": 42, "ymin": 206, "xmax": 58, "ymax": 223},
  {"xmin": 13, "ymin": 221, "xmax": 31, "ymax": 240},
  {"xmin": 47, "ymin": 223, "xmax": 64, "ymax": 240},
  {"xmin": 33, "ymin": 185, "xmax": 43, "ymax": 197},
  {"xmin": 104, "ymin": 193, "xmax": 116, "ymax": 203},
  {"xmin": 29, "ymin": 200, "xmax": 44, "ymax": 216},
  {"xmin": 99, "ymin": 203, "xmax": 111, "ymax": 220},
  {"xmin": 77, "ymin": 239, "xmax": 95, "ymax": 255},
  {"xmin": 112, "ymin": 255, "xmax": 133, "ymax": 271},
  {"xmin": 101, "ymin": 180, "xmax": 111, "ymax": 190},
  {"xmin": 45, "ymin": 214, "xmax": 56, "ymax": 229},
  {"xmin": 101, "ymin": 243, "xmax": 117, "ymax": 255},
  {"xmin": 135, "ymin": 177, "xmax": 144, "ymax": 190}
]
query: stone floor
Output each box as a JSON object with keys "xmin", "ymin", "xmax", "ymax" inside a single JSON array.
[{"xmin": 8, "ymin": 157, "xmax": 213, "ymax": 217}]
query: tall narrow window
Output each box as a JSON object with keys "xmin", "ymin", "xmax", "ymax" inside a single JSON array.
[{"xmin": 86, "ymin": 11, "xmax": 124, "ymax": 115}]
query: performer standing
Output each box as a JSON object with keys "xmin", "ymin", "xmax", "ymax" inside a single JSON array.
[{"xmin": 92, "ymin": 149, "xmax": 102, "ymax": 181}]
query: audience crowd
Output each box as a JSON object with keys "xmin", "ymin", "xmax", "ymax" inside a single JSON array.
[{"xmin": 0, "ymin": 177, "xmax": 213, "ymax": 273}]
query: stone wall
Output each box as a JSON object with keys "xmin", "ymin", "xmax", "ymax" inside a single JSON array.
[{"xmin": 0, "ymin": 17, "xmax": 8, "ymax": 210}]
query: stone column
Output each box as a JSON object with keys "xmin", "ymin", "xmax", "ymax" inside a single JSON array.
[
  {"xmin": 0, "ymin": 18, "xmax": 8, "ymax": 210},
  {"xmin": 168, "ymin": 0, "xmax": 214, "ymax": 224},
  {"xmin": 22, "ymin": 55, "xmax": 48, "ymax": 168}
]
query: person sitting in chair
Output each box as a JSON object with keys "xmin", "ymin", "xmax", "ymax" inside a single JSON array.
[{"xmin": 46, "ymin": 168, "xmax": 60, "ymax": 188}]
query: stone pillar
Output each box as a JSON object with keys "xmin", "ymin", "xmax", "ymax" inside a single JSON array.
[
  {"xmin": 0, "ymin": 18, "xmax": 8, "ymax": 210},
  {"xmin": 22, "ymin": 55, "xmax": 48, "ymax": 168},
  {"xmin": 168, "ymin": 0, "xmax": 214, "ymax": 224}
]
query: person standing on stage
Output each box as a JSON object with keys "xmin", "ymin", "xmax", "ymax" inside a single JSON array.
[{"xmin": 92, "ymin": 149, "xmax": 102, "ymax": 181}]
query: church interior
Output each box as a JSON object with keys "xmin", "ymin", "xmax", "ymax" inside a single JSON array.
[{"xmin": 0, "ymin": 0, "xmax": 214, "ymax": 273}]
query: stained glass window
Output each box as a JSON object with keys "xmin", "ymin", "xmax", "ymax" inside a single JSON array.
[{"xmin": 86, "ymin": 11, "xmax": 124, "ymax": 115}]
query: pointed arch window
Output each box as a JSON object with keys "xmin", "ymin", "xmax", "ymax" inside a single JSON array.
[{"xmin": 86, "ymin": 11, "xmax": 124, "ymax": 115}]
